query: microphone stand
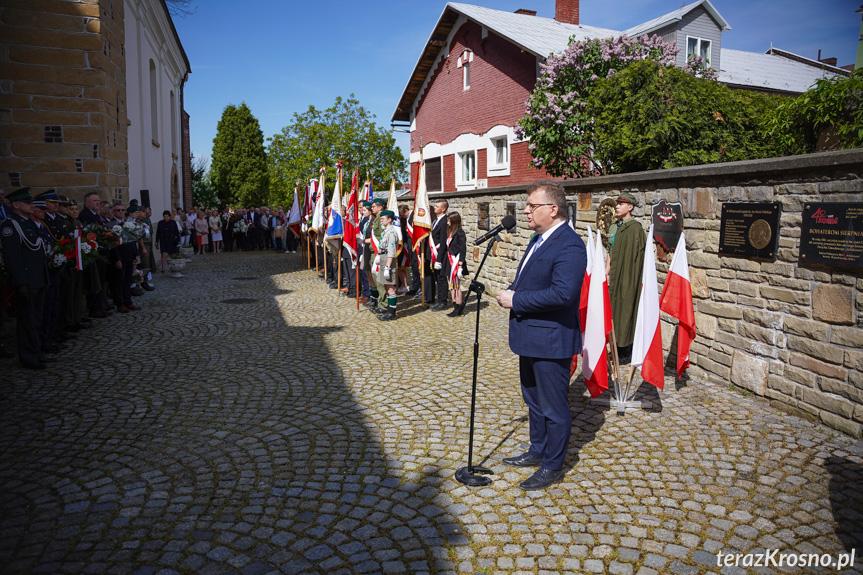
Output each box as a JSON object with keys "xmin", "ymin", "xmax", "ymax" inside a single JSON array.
[{"xmin": 455, "ymin": 233, "xmax": 499, "ymax": 487}]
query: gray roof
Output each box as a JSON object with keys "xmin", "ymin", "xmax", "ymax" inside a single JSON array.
[
  {"xmin": 624, "ymin": 0, "xmax": 731, "ymax": 37},
  {"xmin": 718, "ymin": 48, "xmax": 840, "ymax": 94},
  {"xmin": 448, "ymin": 2, "xmax": 619, "ymax": 57}
]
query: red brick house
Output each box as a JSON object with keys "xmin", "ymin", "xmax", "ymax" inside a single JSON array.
[{"xmin": 393, "ymin": 0, "xmax": 847, "ymax": 194}]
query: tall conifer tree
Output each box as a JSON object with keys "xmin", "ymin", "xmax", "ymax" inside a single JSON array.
[{"xmin": 211, "ymin": 103, "xmax": 269, "ymax": 207}]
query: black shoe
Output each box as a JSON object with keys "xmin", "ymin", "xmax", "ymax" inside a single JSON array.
[
  {"xmin": 370, "ymin": 306, "xmax": 385, "ymax": 314},
  {"xmin": 21, "ymin": 362, "xmax": 46, "ymax": 370},
  {"xmin": 40, "ymin": 356, "xmax": 58, "ymax": 364},
  {"xmin": 142, "ymin": 283, "xmax": 155, "ymax": 292},
  {"xmin": 131, "ymin": 287, "xmax": 145, "ymax": 296},
  {"xmin": 520, "ymin": 468, "xmax": 565, "ymax": 491},
  {"xmin": 447, "ymin": 308, "xmax": 463, "ymax": 317},
  {"xmin": 344, "ymin": 292, "xmax": 356, "ymax": 298},
  {"xmin": 503, "ymin": 452, "xmax": 543, "ymax": 468},
  {"xmin": 430, "ymin": 303, "xmax": 448, "ymax": 312},
  {"xmin": 407, "ymin": 289, "xmax": 419, "ymax": 296},
  {"xmin": 377, "ymin": 307, "xmax": 396, "ymax": 321},
  {"xmin": 363, "ymin": 300, "xmax": 376, "ymax": 308}
]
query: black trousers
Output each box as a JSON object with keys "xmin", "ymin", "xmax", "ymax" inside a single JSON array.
[
  {"xmin": 224, "ymin": 229, "xmax": 234, "ymax": 251},
  {"xmin": 434, "ymin": 269, "xmax": 448, "ymax": 304},
  {"xmin": 39, "ymin": 279, "xmax": 61, "ymax": 348},
  {"xmin": 16, "ymin": 286, "xmax": 45, "ymax": 365}
]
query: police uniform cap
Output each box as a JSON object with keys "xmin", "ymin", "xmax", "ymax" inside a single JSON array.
[
  {"xmin": 6, "ymin": 187, "xmax": 33, "ymax": 203},
  {"xmin": 33, "ymin": 200, "xmax": 48, "ymax": 209},
  {"xmin": 380, "ymin": 210, "xmax": 395, "ymax": 218},
  {"xmin": 372, "ymin": 198, "xmax": 387, "ymax": 207},
  {"xmin": 35, "ymin": 190, "xmax": 59, "ymax": 202},
  {"xmin": 616, "ymin": 192, "xmax": 639, "ymax": 207}
]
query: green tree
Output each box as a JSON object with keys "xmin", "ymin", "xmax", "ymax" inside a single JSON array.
[
  {"xmin": 766, "ymin": 68, "xmax": 863, "ymax": 154},
  {"xmin": 190, "ymin": 153, "xmax": 219, "ymax": 208},
  {"xmin": 515, "ymin": 34, "xmax": 679, "ymax": 178},
  {"xmin": 585, "ymin": 60, "xmax": 788, "ymax": 172},
  {"xmin": 267, "ymin": 95, "xmax": 407, "ymax": 206},
  {"xmin": 210, "ymin": 103, "xmax": 269, "ymax": 208}
]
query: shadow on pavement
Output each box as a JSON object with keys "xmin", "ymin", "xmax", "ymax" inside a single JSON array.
[
  {"xmin": 826, "ymin": 455, "xmax": 863, "ymax": 552},
  {"xmin": 0, "ymin": 252, "xmax": 460, "ymax": 574}
]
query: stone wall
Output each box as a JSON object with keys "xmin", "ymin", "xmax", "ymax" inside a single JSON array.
[
  {"xmin": 0, "ymin": 0, "xmax": 129, "ymax": 203},
  {"xmin": 432, "ymin": 149, "xmax": 863, "ymax": 437}
]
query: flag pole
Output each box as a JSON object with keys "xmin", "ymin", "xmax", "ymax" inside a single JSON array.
[
  {"xmin": 420, "ymin": 241, "xmax": 426, "ymax": 309},
  {"xmin": 355, "ymin": 164, "xmax": 360, "ymax": 311}
]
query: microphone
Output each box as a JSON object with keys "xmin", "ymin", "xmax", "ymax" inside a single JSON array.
[{"xmin": 474, "ymin": 215, "xmax": 516, "ymax": 245}]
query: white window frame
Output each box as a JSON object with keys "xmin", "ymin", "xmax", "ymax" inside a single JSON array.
[
  {"xmin": 485, "ymin": 125, "xmax": 513, "ymax": 177},
  {"xmin": 457, "ymin": 150, "xmax": 477, "ymax": 185},
  {"xmin": 685, "ymin": 35, "xmax": 712, "ymax": 64},
  {"xmin": 456, "ymin": 50, "xmax": 473, "ymax": 92}
]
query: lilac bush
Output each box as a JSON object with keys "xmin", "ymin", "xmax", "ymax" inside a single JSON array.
[{"xmin": 516, "ymin": 34, "xmax": 678, "ymax": 178}]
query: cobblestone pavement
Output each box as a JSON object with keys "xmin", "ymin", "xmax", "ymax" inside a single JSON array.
[{"xmin": 2, "ymin": 251, "xmax": 862, "ymax": 575}]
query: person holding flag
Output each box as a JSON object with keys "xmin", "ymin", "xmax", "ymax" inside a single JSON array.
[
  {"xmin": 495, "ymin": 180, "xmax": 586, "ymax": 491},
  {"xmin": 368, "ymin": 198, "xmax": 387, "ymax": 313},
  {"xmin": 410, "ymin": 159, "xmax": 432, "ymax": 301},
  {"xmin": 285, "ymin": 186, "xmax": 301, "ymax": 254}
]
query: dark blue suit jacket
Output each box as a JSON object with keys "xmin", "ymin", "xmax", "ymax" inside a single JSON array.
[{"xmin": 508, "ymin": 223, "xmax": 586, "ymax": 359}]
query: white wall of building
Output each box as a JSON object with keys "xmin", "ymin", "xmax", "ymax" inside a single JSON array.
[{"xmin": 125, "ymin": 0, "xmax": 188, "ymax": 220}]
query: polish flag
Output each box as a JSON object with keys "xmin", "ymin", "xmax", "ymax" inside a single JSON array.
[
  {"xmin": 410, "ymin": 159, "xmax": 431, "ymax": 249},
  {"xmin": 311, "ymin": 171, "xmax": 325, "ymax": 231},
  {"xmin": 632, "ymin": 224, "xmax": 665, "ymax": 389},
  {"xmin": 659, "ymin": 232, "xmax": 696, "ymax": 377},
  {"xmin": 570, "ymin": 226, "xmax": 594, "ymax": 378},
  {"xmin": 581, "ymin": 233, "xmax": 613, "ymax": 398}
]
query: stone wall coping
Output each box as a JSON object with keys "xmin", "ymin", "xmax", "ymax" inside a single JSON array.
[{"xmin": 428, "ymin": 149, "xmax": 863, "ymax": 199}]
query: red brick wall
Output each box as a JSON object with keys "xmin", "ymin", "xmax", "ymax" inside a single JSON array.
[
  {"xmin": 412, "ymin": 22, "xmax": 536, "ymax": 152},
  {"xmin": 410, "ymin": 21, "xmax": 561, "ymax": 193}
]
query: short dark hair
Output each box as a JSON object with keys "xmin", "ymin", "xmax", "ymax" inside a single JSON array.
[
  {"xmin": 163, "ymin": 210, "xmax": 172, "ymax": 216},
  {"xmin": 435, "ymin": 199, "xmax": 449, "ymax": 211},
  {"xmin": 527, "ymin": 180, "xmax": 566, "ymax": 214},
  {"xmin": 83, "ymin": 191, "xmax": 100, "ymax": 203}
]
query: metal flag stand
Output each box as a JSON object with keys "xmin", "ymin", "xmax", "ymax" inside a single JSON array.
[{"xmin": 590, "ymin": 322, "xmax": 643, "ymax": 415}]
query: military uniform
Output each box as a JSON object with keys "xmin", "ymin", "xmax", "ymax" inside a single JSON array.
[{"xmin": 0, "ymin": 189, "xmax": 49, "ymax": 368}]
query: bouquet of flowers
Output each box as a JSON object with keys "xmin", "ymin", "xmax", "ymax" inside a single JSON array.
[
  {"xmin": 51, "ymin": 237, "xmax": 103, "ymax": 269},
  {"xmin": 83, "ymin": 224, "xmax": 122, "ymax": 249},
  {"xmin": 131, "ymin": 269, "xmax": 144, "ymax": 286},
  {"xmin": 233, "ymin": 219, "xmax": 249, "ymax": 234},
  {"xmin": 113, "ymin": 220, "xmax": 144, "ymax": 243}
]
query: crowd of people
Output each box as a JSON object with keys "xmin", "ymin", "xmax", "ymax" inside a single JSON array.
[
  {"xmin": 169, "ymin": 205, "xmax": 302, "ymax": 255},
  {"xmin": 0, "ymin": 188, "xmax": 162, "ymax": 369},
  {"xmin": 307, "ymin": 197, "xmax": 469, "ymax": 321}
]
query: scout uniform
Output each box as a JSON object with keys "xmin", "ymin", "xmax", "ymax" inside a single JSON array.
[
  {"xmin": 368, "ymin": 198, "xmax": 387, "ymax": 312},
  {"xmin": 376, "ymin": 210, "xmax": 399, "ymax": 321},
  {"xmin": 0, "ymin": 188, "xmax": 50, "ymax": 368},
  {"xmin": 608, "ymin": 192, "xmax": 646, "ymax": 362}
]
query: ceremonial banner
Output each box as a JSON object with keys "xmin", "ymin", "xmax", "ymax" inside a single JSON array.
[
  {"xmin": 325, "ymin": 165, "xmax": 344, "ymax": 241},
  {"xmin": 410, "ymin": 159, "xmax": 431, "ymax": 249},
  {"xmin": 386, "ymin": 179, "xmax": 403, "ymax": 258},
  {"xmin": 311, "ymin": 171, "xmax": 325, "ymax": 231},
  {"xmin": 343, "ymin": 169, "xmax": 360, "ymax": 266},
  {"xmin": 287, "ymin": 188, "xmax": 301, "ymax": 235},
  {"xmin": 632, "ymin": 224, "xmax": 664, "ymax": 389}
]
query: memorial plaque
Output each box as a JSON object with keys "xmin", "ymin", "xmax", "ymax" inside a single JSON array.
[
  {"xmin": 477, "ymin": 202, "xmax": 490, "ymax": 231},
  {"xmin": 506, "ymin": 202, "xmax": 517, "ymax": 219},
  {"xmin": 718, "ymin": 202, "xmax": 781, "ymax": 260},
  {"xmin": 651, "ymin": 200, "xmax": 684, "ymax": 252},
  {"xmin": 800, "ymin": 202, "xmax": 863, "ymax": 269}
]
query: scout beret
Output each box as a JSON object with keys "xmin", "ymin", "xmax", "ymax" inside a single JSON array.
[
  {"xmin": 380, "ymin": 210, "xmax": 395, "ymax": 218},
  {"xmin": 362, "ymin": 201, "xmax": 373, "ymax": 208},
  {"xmin": 126, "ymin": 205, "xmax": 140, "ymax": 214},
  {"xmin": 6, "ymin": 187, "xmax": 33, "ymax": 203},
  {"xmin": 616, "ymin": 192, "xmax": 639, "ymax": 207},
  {"xmin": 372, "ymin": 198, "xmax": 387, "ymax": 207},
  {"xmin": 67, "ymin": 199, "xmax": 77, "ymax": 206}
]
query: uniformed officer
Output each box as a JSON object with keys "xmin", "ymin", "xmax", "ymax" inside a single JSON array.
[
  {"xmin": 32, "ymin": 193, "xmax": 64, "ymax": 353},
  {"xmin": 0, "ymin": 188, "xmax": 51, "ymax": 369},
  {"xmin": 368, "ymin": 198, "xmax": 387, "ymax": 313},
  {"xmin": 376, "ymin": 210, "xmax": 399, "ymax": 321}
]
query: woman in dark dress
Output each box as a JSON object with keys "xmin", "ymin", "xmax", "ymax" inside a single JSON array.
[
  {"xmin": 444, "ymin": 212, "xmax": 469, "ymax": 317},
  {"xmin": 155, "ymin": 210, "xmax": 181, "ymax": 272}
]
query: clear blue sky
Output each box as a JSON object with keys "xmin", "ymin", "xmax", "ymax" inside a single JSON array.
[{"xmin": 173, "ymin": 0, "xmax": 861, "ymax": 166}]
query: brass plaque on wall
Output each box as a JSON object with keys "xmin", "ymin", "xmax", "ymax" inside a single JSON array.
[
  {"xmin": 477, "ymin": 202, "xmax": 490, "ymax": 231},
  {"xmin": 718, "ymin": 202, "xmax": 781, "ymax": 260}
]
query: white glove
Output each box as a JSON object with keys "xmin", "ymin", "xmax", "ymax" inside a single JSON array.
[
  {"xmin": 434, "ymin": 261, "xmax": 442, "ymax": 270},
  {"xmin": 457, "ymin": 269, "xmax": 463, "ymax": 279},
  {"xmin": 374, "ymin": 255, "xmax": 381, "ymax": 266},
  {"xmin": 384, "ymin": 266, "xmax": 393, "ymax": 282}
]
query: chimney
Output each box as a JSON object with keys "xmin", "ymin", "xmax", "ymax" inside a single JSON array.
[
  {"xmin": 514, "ymin": 9, "xmax": 536, "ymax": 16},
  {"xmin": 555, "ymin": 0, "xmax": 579, "ymax": 25}
]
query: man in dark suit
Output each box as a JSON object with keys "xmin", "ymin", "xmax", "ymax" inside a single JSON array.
[
  {"xmin": 429, "ymin": 199, "xmax": 449, "ymax": 311},
  {"xmin": 496, "ymin": 180, "xmax": 586, "ymax": 490}
]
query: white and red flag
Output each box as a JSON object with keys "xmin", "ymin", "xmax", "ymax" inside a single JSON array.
[
  {"xmin": 659, "ymin": 232, "xmax": 696, "ymax": 377},
  {"xmin": 582, "ymin": 233, "xmax": 613, "ymax": 398},
  {"xmin": 311, "ymin": 170, "xmax": 325, "ymax": 231},
  {"xmin": 632, "ymin": 224, "xmax": 665, "ymax": 389},
  {"xmin": 287, "ymin": 187, "xmax": 301, "ymax": 236},
  {"xmin": 74, "ymin": 228, "xmax": 83, "ymax": 271},
  {"xmin": 570, "ymin": 226, "xmax": 594, "ymax": 378},
  {"xmin": 410, "ymin": 159, "xmax": 431, "ymax": 250}
]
